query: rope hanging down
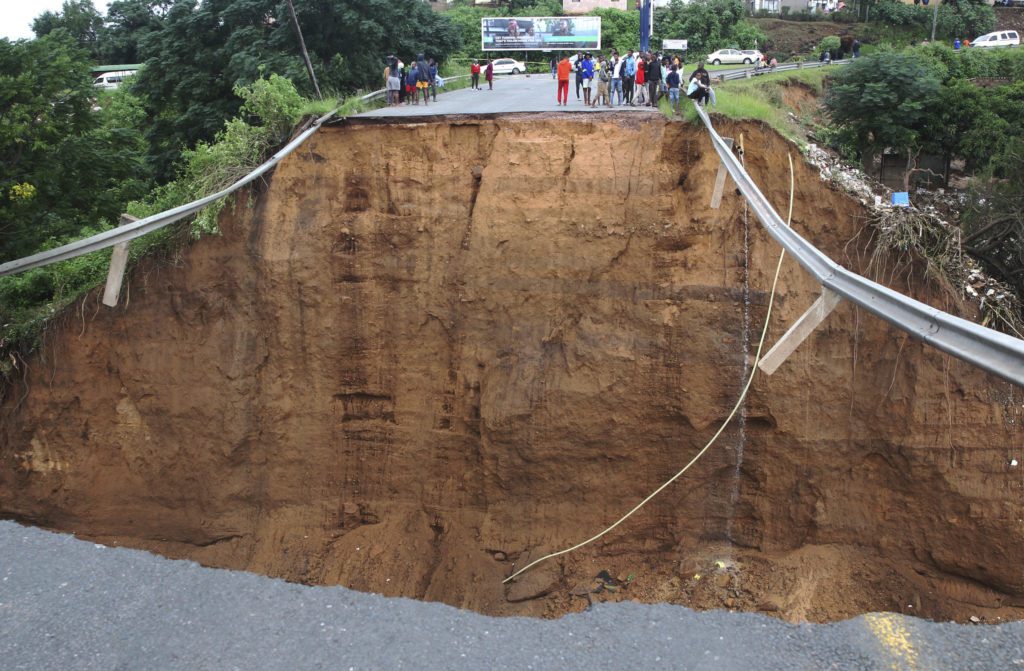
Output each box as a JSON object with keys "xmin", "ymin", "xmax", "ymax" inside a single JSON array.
[{"xmin": 503, "ymin": 152, "xmax": 796, "ymax": 585}]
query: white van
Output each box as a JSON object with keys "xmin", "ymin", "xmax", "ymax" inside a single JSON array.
[
  {"xmin": 92, "ymin": 70, "xmax": 137, "ymax": 90},
  {"xmin": 971, "ymin": 31, "xmax": 1020, "ymax": 48}
]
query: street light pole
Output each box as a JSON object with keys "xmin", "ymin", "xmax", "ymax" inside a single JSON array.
[{"xmin": 286, "ymin": 0, "xmax": 322, "ymax": 100}]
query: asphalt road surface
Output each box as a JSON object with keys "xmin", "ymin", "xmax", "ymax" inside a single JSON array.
[
  {"xmin": 2, "ymin": 521, "xmax": 1022, "ymax": 670},
  {"xmin": 359, "ymin": 74, "xmax": 664, "ymax": 117}
]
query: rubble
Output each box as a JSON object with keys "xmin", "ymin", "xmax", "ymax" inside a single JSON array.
[{"xmin": 803, "ymin": 143, "xmax": 1023, "ymax": 335}]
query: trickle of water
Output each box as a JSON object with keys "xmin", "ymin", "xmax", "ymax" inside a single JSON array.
[{"xmin": 725, "ymin": 200, "xmax": 752, "ymax": 550}]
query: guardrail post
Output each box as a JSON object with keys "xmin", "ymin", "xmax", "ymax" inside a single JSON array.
[
  {"xmin": 797, "ymin": 61, "xmax": 803, "ymax": 69},
  {"xmin": 757, "ymin": 287, "xmax": 842, "ymax": 375},
  {"xmin": 745, "ymin": 69, "xmax": 752, "ymax": 79},
  {"xmin": 102, "ymin": 214, "xmax": 137, "ymax": 308},
  {"xmin": 710, "ymin": 137, "xmax": 735, "ymax": 209}
]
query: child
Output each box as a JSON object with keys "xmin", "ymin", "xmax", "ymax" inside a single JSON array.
[{"xmin": 666, "ymin": 64, "xmax": 681, "ymax": 115}]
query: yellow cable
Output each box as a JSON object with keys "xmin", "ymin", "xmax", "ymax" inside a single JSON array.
[{"xmin": 504, "ymin": 152, "xmax": 795, "ymax": 585}]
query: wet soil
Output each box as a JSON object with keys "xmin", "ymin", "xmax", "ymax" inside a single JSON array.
[{"xmin": 2, "ymin": 115, "xmax": 1023, "ymax": 623}]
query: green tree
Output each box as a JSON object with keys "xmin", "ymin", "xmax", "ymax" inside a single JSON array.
[
  {"xmin": 31, "ymin": 0, "xmax": 105, "ymax": 60},
  {"xmin": 824, "ymin": 51, "xmax": 942, "ymax": 175},
  {"xmin": 98, "ymin": 0, "xmax": 172, "ymax": 64},
  {"xmin": 590, "ymin": 8, "xmax": 639, "ymax": 54},
  {"xmin": 0, "ymin": 33, "xmax": 97, "ymax": 260},
  {"xmin": 134, "ymin": 0, "xmax": 461, "ymax": 179},
  {"xmin": 653, "ymin": 0, "xmax": 764, "ymax": 57}
]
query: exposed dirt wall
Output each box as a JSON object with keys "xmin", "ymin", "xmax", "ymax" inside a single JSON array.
[{"xmin": 2, "ymin": 115, "xmax": 1022, "ymax": 622}]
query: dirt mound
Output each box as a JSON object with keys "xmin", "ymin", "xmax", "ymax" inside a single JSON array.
[
  {"xmin": 753, "ymin": 18, "xmax": 869, "ymax": 58},
  {"xmin": 2, "ymin": 115, "xmax": 1023, "ymax": 622},
  {"xmin": 995, "ymin": 7, "xmax": 1024, "ymax": 34}
]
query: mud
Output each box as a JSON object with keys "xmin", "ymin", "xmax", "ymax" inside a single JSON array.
[{"xmin": 2, "ymin": 115, "xmax": 1023, "ymax": 622}]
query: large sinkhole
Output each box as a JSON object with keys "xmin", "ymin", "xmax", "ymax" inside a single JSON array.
[{"xmin": 2, "ymin": 116, "xmax": 1023, "ymax": 623}]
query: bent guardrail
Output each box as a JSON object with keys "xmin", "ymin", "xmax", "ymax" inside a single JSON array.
[
  {"xmin": 0, "ymin": 76, "xmax": 473, "ymax": 279},
  {"xmin": 716, "ymin": 58, "xmax": 851, "ymax": 82},
  {"xmin": 693, "ymin": 102, "xmax": 1024, "ymax": 388}
]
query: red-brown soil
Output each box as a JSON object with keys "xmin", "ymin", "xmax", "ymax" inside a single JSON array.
[{"xmin": 2, "ymin": 115, "xmax": 1023, "ymax": 623}]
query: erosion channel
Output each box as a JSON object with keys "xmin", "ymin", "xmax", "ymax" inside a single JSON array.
[{"xmin": 2, "ymin": 114, "xmax": 1022, "ymax": 623}]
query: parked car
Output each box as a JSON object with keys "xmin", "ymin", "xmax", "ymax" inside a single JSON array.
[
  {"xmin": 92, "ymin": 71, "xmax": 137, "ymax": 90},
  {"xmin": 971, "ymin": 30, "xmax": 1020, "ymax": 48},
  {"xmin": 490, "ymin": 58, "xmax": 527, "ymax": 75},
  {"xmin": 706, "ymin": 48, "xmax": 763, "ymax": 65}
]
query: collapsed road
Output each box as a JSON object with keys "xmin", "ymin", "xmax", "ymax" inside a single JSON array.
[{"xmin": 1, "ymin": 76, "xmax": 1023, "ymax": 666}]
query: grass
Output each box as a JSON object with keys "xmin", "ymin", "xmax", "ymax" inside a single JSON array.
[{"xmin": 675, "ymin": 68, "xmax": 830, "ymax": 141}]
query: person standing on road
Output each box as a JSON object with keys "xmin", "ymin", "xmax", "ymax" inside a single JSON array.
[
  {"xmin": 417, "ymin": 54, "xmax": 431, "ymax": 105},
  {"xmin": 471, "ymin": 59, "xmax": 481, "ymax": 89},
  {"xmin": 592, "ymin": 56, "xmax": 611, "ymax": 107},
  {"xmin": 646, "ymin": 53, "xmax": 661, "ymax": 107},
  {"xmin": 406, "ymin": 62, "xmax": 419, "ymax": 105},
  {"xmin": 428, "ymin": 58, "xmax": 438, "ymax": 102},
  {"xmin": 623, "ymin": 50, "xmax": 636, "ymax": 104},
  {"xmin": 385, "ymin": 61, "xmax": 401, "ymax": 106},
  {"xmin": 556, "ymin": 54, "xmax": 572, "ymax": 105},
  {"xmin": 666, "ymin": 64, "xmax": 681, "ymax": 115},
  {"xmin": 550, "ymin": 56, "xmax": 558, "ymax": 79},
  {"xmin": 580, "ymin": 53, "xmax": 595, "ymax": 106},
  {"xmin": 634, "ymin": 54, "xmax": 647, "ymax": 106},
  {"xmin": 610, "ymin": 52, "xmax": 624, "ymax": 105},
  {"xmin": 574, "ymin": 51, "xmax": 584, "ymax": 99},
  {"xmin": 485, "ymin": 59, "xmax": 494, "ymax": 90}
]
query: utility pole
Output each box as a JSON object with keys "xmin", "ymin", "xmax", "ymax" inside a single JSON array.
[
  {"xmin": 930, "ymin": 0, "xmax": 939, "ymax": 42},
  {"xmin": 638, "ymin": 0, "xmax": 652, "ymax": 53},
  {"xmin": 285, "ymin": 0, "xmax": 322, "ymax": 100}
]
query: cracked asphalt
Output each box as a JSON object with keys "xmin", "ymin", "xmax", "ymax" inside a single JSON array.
[{"xmin": 2, "ymin": 521, "xmax": 1023, "ymax": 670}]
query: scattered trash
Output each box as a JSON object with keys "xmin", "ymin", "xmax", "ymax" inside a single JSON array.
[
  {"xmin": 891, "ymin": 192, "xmax": 910, "ymax": 207},
  {"xmin": 714, "ymin": 560, "xmax": 726, "ymax": 570},
  {"xmin": 970, "ymin": 615, "xmax": 981, "ymax": 624},
  {"xmin": 693, "ymin": 573, "xmax": 702, "ymax": 581},
  {"xmin": 1012, "ymin": 459, "xmax": 1019, "ymax": 467}
]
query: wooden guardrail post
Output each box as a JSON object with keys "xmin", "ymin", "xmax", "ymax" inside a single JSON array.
[
  {"xmin": 710, "ymin": 137, "xmax": 735, "ymax": 209},
  {"xmin": 757, "ymin": 288, "xmax": 843, "ymax": 375},
  {"xmin": 102, "ymin": 214, "xmax": 137, "ymax": 307}
]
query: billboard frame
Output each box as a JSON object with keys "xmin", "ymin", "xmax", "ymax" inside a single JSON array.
[{"xmin": 481, "ymin": 16, "xmax": 602, "ymax": 52}]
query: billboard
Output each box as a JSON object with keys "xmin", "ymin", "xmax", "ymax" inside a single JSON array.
[{"xmin": 481, "ymin": 16, "xmax": 601, "ymax": 51}]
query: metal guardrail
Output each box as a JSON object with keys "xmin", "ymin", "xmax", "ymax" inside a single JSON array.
[
  {"xmin": 692, "ymin": 102, "xmax": 1024, "ymax": 388},
  {"xmin": 716, "ymin": 58, "xmax": 851, "ymax": 81},
  {"xmin": 0, "ymin": 75, "xmax": 471, "ymax": 278}
]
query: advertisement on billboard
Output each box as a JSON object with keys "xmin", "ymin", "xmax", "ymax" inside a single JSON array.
[{"xmin": 481, "ymin": 16, "xmax": 601, "ymax": 51}]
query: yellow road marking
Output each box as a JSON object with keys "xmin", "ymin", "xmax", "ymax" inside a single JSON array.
[{"xmin": 865, "ymin": 612, "xmax": 919, "ymax": 670}]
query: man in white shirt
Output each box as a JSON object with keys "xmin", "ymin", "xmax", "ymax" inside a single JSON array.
[{"xmin": 610, "ymin": 52, "xmax": 623, "ymax": 106}]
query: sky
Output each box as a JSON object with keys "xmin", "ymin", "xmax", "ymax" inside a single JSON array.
[{"xmin": 1, "ymin": 0, "xmax": 112, "ymax": 41}]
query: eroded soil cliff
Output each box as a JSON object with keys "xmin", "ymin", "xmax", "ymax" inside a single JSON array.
[{"xmin": 2, "ymin": 114, "xmax": 1022, "ymax": 622}]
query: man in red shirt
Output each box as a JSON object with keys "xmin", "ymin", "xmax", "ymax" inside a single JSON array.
[
  {"xmin": 556, "ymin": 55, "xmax": 572, "ymax": 105},
  {"xmin": 470, "ymin": 60, "xmax": 481, "ymax": 90}
]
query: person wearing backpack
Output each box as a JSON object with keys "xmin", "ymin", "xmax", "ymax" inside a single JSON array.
[{"xmin": 592, "ymin": 56, "xmax": 612, "ymax": 107}]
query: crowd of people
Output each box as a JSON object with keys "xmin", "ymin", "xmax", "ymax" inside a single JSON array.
[
  {"xmin": 383, "ymin": 53, "xmax": 444, "ymax": 106},
  {"xmin": 381, "ymin": 50, "xmax": 725, "ymax": 113},
  {"xmin": 552, "ymin": 50, "xmax": 716, "ymax": 114}
]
